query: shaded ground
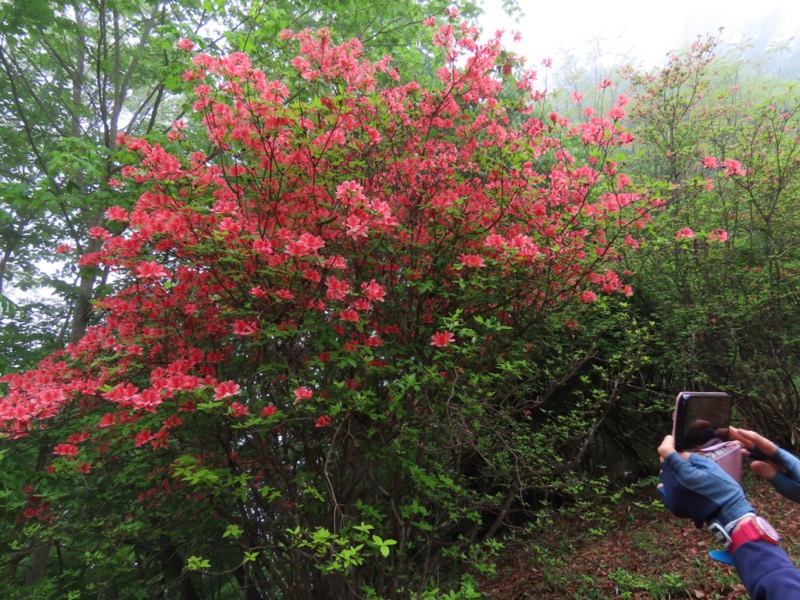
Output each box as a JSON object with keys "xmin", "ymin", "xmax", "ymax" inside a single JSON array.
[{"xmin": 480, "ymin": 475, "xmax": 800, "ymax": 598}]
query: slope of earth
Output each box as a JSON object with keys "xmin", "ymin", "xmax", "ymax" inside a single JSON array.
[{"xmin": 480, "ymin": 475, "xmax": 800, "ymax": 599}]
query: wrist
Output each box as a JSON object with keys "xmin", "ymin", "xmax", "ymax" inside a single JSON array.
[
  {"xmin": 663, "ymin": 451, "xmax": 686, "ymax": 470},
  {"xmin": 709, "ymin": 513, "xmax": 753, "ymax": 546},
  {"xmin": 714, "ymin": 495, "xmax": 754, "ymax": 529},
  {"xmin": 711, "ymin": 514, "xmax": 780, "ymax": 553},
  {"xmin": 773, "ymin": 446, "xmax": 797, "ymax": 467},
  {"xmin": 725, "ymin": 512, "xmax": 756, "ymax": 535}
]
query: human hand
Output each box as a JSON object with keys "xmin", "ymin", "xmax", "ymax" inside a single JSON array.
[
  {"xmin": 729, "ymin": 427, "xmax": 778, "ymax": 477},
  {"xmin": 730, "ymin": 427, "xmax": 800, "ymax": 503},
  {"xmin": 658, "ymin": 434, "xmax": 689, "ymax": 460},
  {"xmin": 657, "ymin": 435, "xmax": 753, "ymax": 528}
]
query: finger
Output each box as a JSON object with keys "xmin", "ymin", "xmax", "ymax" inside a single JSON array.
[
  {"xmin": 730, "ymin": 426, "xmax": 756, "ymax": 441},
  {"xmin": 657, "ymin": 483, "xmax": 669, "ymax": 506},
  {"xmin": 733, "ymin": 427, "xmax": 777, "ymax": 455},
  {"xmin": 756, "ymin": 436, "xmax": 778, "ymax": 456},
  {"xmin": 768, "ymin": 459, "xmax": 788, "ymax": 475},
  {"xmin": 751, "ymin": 460, "xmax": 778, "ymax": 479},
  {"xmin": 658, "ymin": 435, "xmax": 676, "ymax": 458},
  {"xmin": 729, "ymin": 427, "xmax": 755, "ymax": 448}
]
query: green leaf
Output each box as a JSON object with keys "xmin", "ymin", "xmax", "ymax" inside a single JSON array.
[
  {"xmin": 186, "ymin": 556, "xmax": 211, "ymax": 571},
  {"xmin": 0, "ymin": 294, "xmax": 17, "ymax": 318},
  {"xmin": 223, "ymin": 524, "xmax": 243, "ymax": 538}
]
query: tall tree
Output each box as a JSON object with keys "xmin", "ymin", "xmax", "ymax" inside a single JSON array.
[{"xmin": 0, "ymin": 0, "xmax": 220, "ymax": 347}]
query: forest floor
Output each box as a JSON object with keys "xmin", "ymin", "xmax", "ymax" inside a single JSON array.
[{"xmin": 479, "ymin": 475, "xmax": 800, "ymax": 599}]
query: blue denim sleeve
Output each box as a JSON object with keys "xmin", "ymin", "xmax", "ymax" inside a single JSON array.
[{"xmin": 732, "ymin": 540, "xmax": 800, "ymax": 599}]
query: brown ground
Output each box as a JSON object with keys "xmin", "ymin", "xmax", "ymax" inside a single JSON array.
[{"xmin": 480, "ymin": 476, "xmax": 800, "ymax": 599}]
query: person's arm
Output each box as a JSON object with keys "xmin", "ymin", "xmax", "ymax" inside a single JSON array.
[
  {"xmin": 730, "ymin": 427, "xmax": 800, "ymax": 503},
  {"xmin": 657, "ymin": 435, "xmax": 800, "ymax": 599},
  {"xmin": 732, "ymin": 538, "xmax": 800, "ymax": 599}
]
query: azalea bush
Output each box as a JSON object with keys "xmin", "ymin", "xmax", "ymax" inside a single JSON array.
[{"xmin": 0, "ymin": 17, "xmax": 657, "ymax": 599}]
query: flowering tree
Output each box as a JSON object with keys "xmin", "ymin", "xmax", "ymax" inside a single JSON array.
[{"xmin": 0, "ymin": 16, "xmax": 656, "ymax": 598}]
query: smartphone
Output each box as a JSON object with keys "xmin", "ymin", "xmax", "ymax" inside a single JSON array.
[{"xmin": 672, "ymin": 391, "xmax": 742, "ymax": 482}]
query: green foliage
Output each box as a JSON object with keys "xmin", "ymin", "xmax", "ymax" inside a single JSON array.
[
  {"xmin": 220, "ymin": 0, "xmax": 485, "ymax": 87},
  {"xmin": 624, "ymin": 39, "xmax": 800, "ymax": 446},
  {"xmin": 5, "ymin": 4, "xmax": 800, "ymax": 600},
  {"xmin": 0, "ymin": 294, "xmax": 15, "ymax": 318},
  {"xmin": 607, "ymin": 568, "xmax": 688, "ymax": 599}
]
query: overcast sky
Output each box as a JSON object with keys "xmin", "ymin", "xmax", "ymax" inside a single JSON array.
[{"xmin": 480, "ymin": 0, "xmax": 800, "ymax": 69}]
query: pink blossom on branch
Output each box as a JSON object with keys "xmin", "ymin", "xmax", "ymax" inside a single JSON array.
[
  {"xmin": 214, "ymin": 381, "xmax": 241, "ymax": 401},
  {"xmin": 229, "ymin": 402, "xmax": 249, "ymax": 417},
  {"xmin": 722, "ymin": 159, "xmax": 746, "ymax": 177},
  {"xmin": 232, "ymin": 320, "xmax": 258, "ymax": 336},
  {"xmin": 176, "ymin": 38, "xmax": 195, "ymax": 52},
  {"xmin": 133, "ymin": 430, "xmax": 153, "ymax": 448},
  {"xmin": 340, "ymin": 308, "xmax": 360, "ymax": 323},
  {"xmin": 458, "ymin": 254, "xmax": 485, "ymax": 268},
  {"xmin": 361, "ymin": 279, "xmax": 387, "ymax": 302},
  {"xmin": 293, "ymin": 387, "xmax": 313, "ymax": 402},
  {"xmin": 97, "ymin": 413, "xmax": 116, "ymax": 428},
  {"xmin": 105, "ymin": 206, "xmax": 129, "ymax": 221},
  {"xmin": 131, "ymin": 389, "xmax": 162, "ymax": 412},
  {"xmin": 135, "ymin": 261, "xmax": 170, "ymax": 279},
  {"xmin": 708, "ymin": 229, "xmax": 728, "ymax": 242},
  {"xmin": 431, "ymin": 331, "xmax": 456, "ymax": 348},
  {"xmin": 325, "ymin": 276, "xmax": 350, "ymax": 301},
  {"xmin": 53, "ymin": 443, "xmax": 79, "ymax": 457}
]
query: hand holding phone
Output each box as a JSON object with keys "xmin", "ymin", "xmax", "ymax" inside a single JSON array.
[{"xmin": 672, "ymin": 392, "xmax": 742, "ymax": 483}]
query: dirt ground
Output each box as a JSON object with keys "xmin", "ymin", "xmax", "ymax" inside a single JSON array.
[{"xmin": 480, "ymin": 475, "xmax": 800, "ymax": 599}]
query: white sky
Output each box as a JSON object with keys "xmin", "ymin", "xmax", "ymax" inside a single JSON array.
[{"xmin": 480, "ymin": 0, "xmax": 800, "ymax": 69}]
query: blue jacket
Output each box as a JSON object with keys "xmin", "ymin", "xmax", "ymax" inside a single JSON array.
[{"xmin": 734, "ymin": 540, "xmax": 800, "ymax": 598}]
